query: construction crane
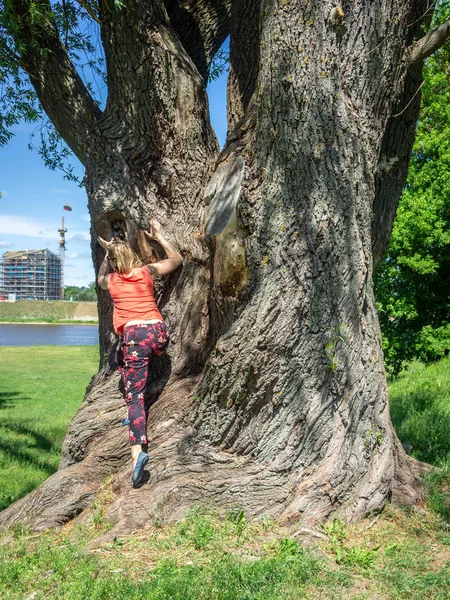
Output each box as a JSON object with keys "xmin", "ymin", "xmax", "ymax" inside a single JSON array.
[{"xmin": 58, "ymin": 216, "xmax": 67, "ymax": 300}]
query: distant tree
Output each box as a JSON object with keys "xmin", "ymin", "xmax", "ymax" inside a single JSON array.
[
  {"xmin": 375, "ymin": 4, "xmax": 450, "ymax": 377},
  {"xmin": 64, "ymin": 285, "xmax": 81, "ymax": 300},
  {"xmin": 64, "ymin": 283, "xmax": 96, "ymax": 301},
  {"xmin": 78, "ymin": 282, "xmax": 96, "ymax": 301}
]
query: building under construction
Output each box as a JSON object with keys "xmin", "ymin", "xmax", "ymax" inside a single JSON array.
[{"xmin": 0, "ymin": 249, "xmax": 62, "ymax": 300}]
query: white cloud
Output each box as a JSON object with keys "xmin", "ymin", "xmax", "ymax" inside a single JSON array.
[
  {"xmin": 68, "ymin": 232, "xmax": 90, "ymax": 242},
  {"xmin": 0, "ymin": 216, "xmax": 91, "ymax": 244},
  {"xmin": 68, "ymin": 252, "xmax": 79, "ymax": 259},
  {"xmin": 0, "ymin": 215, "xmax": 59, "ymax": 240},
  {"xmin": 0, "ymin": 240, "xmax": 12, "ymax": 247}
]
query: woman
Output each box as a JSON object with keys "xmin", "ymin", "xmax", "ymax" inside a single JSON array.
[{"xmin": 98, "ymin": 219, "xmax": 182, "ymax": 487}]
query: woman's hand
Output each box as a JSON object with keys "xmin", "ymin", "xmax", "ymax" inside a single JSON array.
[
  {"xmin": 146, "ymin": 219, "xmax": 162, "ymax": 240},
  {"xmin": 143, "ymin": 219, "xmax": 183, "ymax": 276}
]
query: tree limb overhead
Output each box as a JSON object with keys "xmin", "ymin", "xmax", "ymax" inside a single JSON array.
[
  {"xmin": 409, "ymin": 20, "xmax": 450, "ymax": 67},
  {"xmin": 163, "ymin": 0, "xmax": 231, "ymax": 81},
  {"xmin": 73, "ymin": 0, "xmax": 101, "ymax": 25},
  {"xmin": 98, "ymin": 0, "xmax": 221, "ymax": 149},
  {"xmin": 6, "ymin": 0, "xmax": 102, "ymax": 164}
]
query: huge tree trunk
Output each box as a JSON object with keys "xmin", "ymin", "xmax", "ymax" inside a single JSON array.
[{"xmin": 0, "ymin": 0, "xmax": 442, "ymax": 534}]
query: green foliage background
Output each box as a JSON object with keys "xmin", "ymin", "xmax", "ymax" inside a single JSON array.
[
  {"xmin": 64, "ymin": 282, "xmax": 96, "ymax": 301},
  {"xmin": 374, "ymin": 3, "xmax": 450, "ymax": 376}
]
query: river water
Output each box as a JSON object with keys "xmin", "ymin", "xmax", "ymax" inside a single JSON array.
[{"xmin": 0, "ymin": 324, "xmax": 99, "ymax": 346}]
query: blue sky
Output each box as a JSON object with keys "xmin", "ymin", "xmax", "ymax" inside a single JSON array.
[{"xmin": 0, "ymin": 53, "xmax": 228, "ymax": 287}]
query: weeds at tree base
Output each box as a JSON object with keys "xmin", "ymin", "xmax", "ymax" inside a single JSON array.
[
  {"xmin": 322, "ymin": 518, "xmax": 379, "ymax": 569},
  {"xmin": 0, "ymin": 351, "xmax": 449, "ymax": 597},
  {"xmin": 1, "ymin": 500, "xmax": 449, "ymax": 600}
]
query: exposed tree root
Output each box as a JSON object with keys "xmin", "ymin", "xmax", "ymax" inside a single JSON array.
[{"xmin": 0, "ymin": 376, "xmax": 428, "ymax": 537}]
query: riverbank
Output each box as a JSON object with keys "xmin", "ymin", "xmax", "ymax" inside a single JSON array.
[{"xmin": 0, "ymin": 300, "xmax": 98, "ymax": 323}]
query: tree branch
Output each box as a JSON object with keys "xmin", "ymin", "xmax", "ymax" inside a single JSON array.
[
  {"xmin": 372, "ymin": 0, "xmax": 432, "ymax": 263},
  {"xmin": 99, "ymin": 0, "xmax": 225, "ymax": 148},
  {"xmin": 72, "ymin": 0, "xmax": 101, "ymax": 25},
  {"xmin": 0, "ymin": 36, "xmax": 22, "ymax": 66},
  {"xmin": 163, "ymin": 0, "xmax": 231, "ymax": 81},
  {"xmin": 7, "ymin": 0, "xmax": 102, "ymax": 164},
  {"xmin": 227, "ymin": 0, "xmax": 261, "ymax": 130},
  {"xmin": 409, "ymin": 19, "xmax": 450, "ymax": 66}
]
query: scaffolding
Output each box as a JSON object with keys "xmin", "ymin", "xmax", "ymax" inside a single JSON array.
[{"xmin": 0, "ymin": 249, "xmax": 62, "ymax": 300}]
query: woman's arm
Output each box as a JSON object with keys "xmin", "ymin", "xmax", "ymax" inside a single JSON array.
[
  {"xmin": 144, "ymin": 219, "xmax": 183, "ymax": 276},
  {"xmin": 97, "ymin": 250, "xmax": 110, "ymax": 290}
]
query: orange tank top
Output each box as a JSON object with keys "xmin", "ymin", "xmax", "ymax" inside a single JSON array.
[{"xmin": 108, "ymin": 266, "xmax": 163, "ymax": 335}]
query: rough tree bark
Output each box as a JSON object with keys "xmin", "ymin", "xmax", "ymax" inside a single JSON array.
[{"xmin": 1, "ymin": 0, "xmax": 447, "ymax": 535}]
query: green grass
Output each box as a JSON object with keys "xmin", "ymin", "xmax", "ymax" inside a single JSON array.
[
  {"xmin": 0, "ymin": 346, "xmax": 98, "ymax": 510},
  {"xmin": 0, "ymin": 503, "xmax": 448, "ymax": 600},
  {"xmin": 0, "ymin": 351, "xmax": 449, "ymax": 598},
  {"xmin": 389, "ymin": 355, "xmax": 450, "ymax": 464},
  {"xmin": 389, "ymin": 355, "xmax": 450, "ymax": 524},
  {"xmin": 0, "ymin": 300, "xmax": 98, "ymax": 323}
]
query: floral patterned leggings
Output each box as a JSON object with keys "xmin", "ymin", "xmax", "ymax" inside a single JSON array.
[{"xmin": 117, "ymin": 322, "xmax": 170, "ymax": 446}]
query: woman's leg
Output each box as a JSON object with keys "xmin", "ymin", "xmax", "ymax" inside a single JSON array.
[
  {"xmin": 120, "ymin": 323, "xmax": 170, "ymax": 467},
  {"xmin": 120, "ymin": 326, "xmax": 150, "ymax": 465}
]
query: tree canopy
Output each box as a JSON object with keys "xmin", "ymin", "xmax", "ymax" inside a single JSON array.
[
  {"xmin": 0, "ymin": 0, "xmax": 108, "ymax": 178},
  {"xmin": 375, "ymin": 3, "xmax": 450, "ymax": 376}
]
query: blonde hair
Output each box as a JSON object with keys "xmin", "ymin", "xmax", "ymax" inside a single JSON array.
[{"xmin": 108, "ymin": 241, "xmax": 142, "ymax": 274}]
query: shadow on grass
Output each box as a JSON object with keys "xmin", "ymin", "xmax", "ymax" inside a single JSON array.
[
  {"xmin": 0, "ymin": 422, "xmax": 58, "ymax": 472},
  {"xmin": 0, "ymin": 391, "xmax": 27, "ymax": 410},
  {"xmin": 0, "ymin": 422, "xmax": 65, "ymax": 511}
]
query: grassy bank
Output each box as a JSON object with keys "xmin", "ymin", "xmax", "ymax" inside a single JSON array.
[
  {"xmin": 0, "ymin": 318, "xmax": 97, "ymax": 324},
  {"xmin": 389, "ymin": 356, "xmax": 450, "ymax": 465},
  {"xmin": 0, "ymin": 503, "xmax": 449, "ymax": 599},
  {"xmin": 0, "ymin": 346, "xmax": 98, "ymax": 511},
  {"xmin": 388, "ymin": 355, "xmax": 450, "ymax": 524},
  {"xmin": 0, "ymin": 300, "xmax": 98, "ymax": 323}
]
